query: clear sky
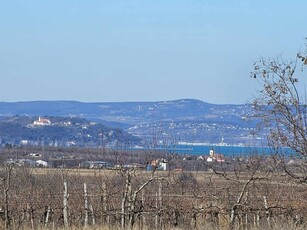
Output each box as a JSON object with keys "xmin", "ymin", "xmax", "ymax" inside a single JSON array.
[{"xmin": 0, "ymin": 1, "xmax": 306, "ymax": 104}]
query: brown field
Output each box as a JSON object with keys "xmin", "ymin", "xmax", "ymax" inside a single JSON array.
[
  {"xmin": 0, "ymin": 146, "xmax": 306, "ymax": 229},
  {"xmin": 0, "ymin": 166, "xmax": 305, "ymax": 230}
]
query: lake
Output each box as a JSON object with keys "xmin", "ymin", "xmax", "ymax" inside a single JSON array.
[{"xmin": 152, "ymin": 144, "xmax": 290, "ymax": 157}]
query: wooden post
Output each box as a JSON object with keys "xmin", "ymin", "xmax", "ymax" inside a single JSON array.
[
  {"xmin": 89, "ymin": 204, "xmax": 95, "ymax": 225},
  {"xmin": 121, "ymin": 171, "xmax": 131, "ymax": 230},
  {"xmin": 84, "ymin": 183, "xmax": 89, "ymax": 228},
  {"xmin": 121, "ymin": 195, "xmax": 125, "ymax": 230},
  {"xmin": 102, "ymin": 182, "xmax": 108, "ymax": 224},
  {"xmin": 158, "ymin": 181, "xmax": 163, "ymax": 229},
  {"xmin": 155, "ymin": 181, "xmax": 163, "ymax": 230},
  {"xmin": 141, "ymin": 190, "xmax": 145, "ymax": 229},
  {"xmin": 155, "ymin": 191, "xmax": 158, "ymax": 230},
  {"xmin": 63, "ymin": 180, "xmax": 69, "ymax": 228},
  {"xmin": 45, "ymin": 206, "xmax": 51, "ymax": 227},
  {"xmin": 245, "ymin": 211, "xmax": 248, "ymax": 230},
  {"xmin": 27, "ymin": 204, "xmax": 34, "ymax": 230},
  {"xmin": 3, "ymin": 164, "xmax": 13, "ymax": 230},
  {"xmin": 263, "ymin": 196, "xmax": 271, "ymax": 228}
]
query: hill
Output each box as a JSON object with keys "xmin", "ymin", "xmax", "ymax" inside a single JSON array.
[
  {"xmin": 0, "ymin": 99, "xmax": 264, "ymax": 146},
  {"xmin": 0, "ymin": 116, "xmax": 141, "ymax": 147}
]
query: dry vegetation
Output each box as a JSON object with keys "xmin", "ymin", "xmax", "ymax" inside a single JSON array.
[{"xmin": 0, "ymin": 160, "xmax": 306, "ymax": 230}]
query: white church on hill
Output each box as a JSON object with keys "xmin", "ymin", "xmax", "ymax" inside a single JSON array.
[{"xmin": 33, "ymin": 117, "xmax": 51, "ymax": 126}]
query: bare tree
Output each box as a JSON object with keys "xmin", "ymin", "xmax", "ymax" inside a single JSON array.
[
  {"xmin": 0, "ymin": 164, "xmax": 13, "ymax": 230},
  {"xmin": 251, "ymin": 40, "xmax": 307, "ymax": 184},
  {"xmin": 211, "ymin": 154, "xmax": 277, "ymax": 229}
]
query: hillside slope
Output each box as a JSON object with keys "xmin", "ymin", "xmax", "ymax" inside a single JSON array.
[
  {"xmin": 0, "ymin": 99, "xmax": 264, "ymax": 146},
  {"xmin": 0, "ymin": 116, "xmax": 141, "ymax": 147}
]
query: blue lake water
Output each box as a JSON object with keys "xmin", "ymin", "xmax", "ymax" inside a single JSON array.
[{"xmin": 154, "ymin": 144, "xmax": 291, "ymax": 157}]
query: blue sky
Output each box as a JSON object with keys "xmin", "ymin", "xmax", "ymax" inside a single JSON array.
[{"xmin": 0, "ymin": 1, "xmax": 306, "ymax": 104}]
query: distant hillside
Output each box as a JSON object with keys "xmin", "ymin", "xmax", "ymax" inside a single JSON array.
[
  {"xmin": 0, "ymin": 116, "xmax": 141, "ymax": 147},
  {"xmin": 0, "ymin": 99, "xmax": 265, "ymax": 146},
  {"xmin": 0, "ymin": 99, "xmax": 214, "ymax": 118}
]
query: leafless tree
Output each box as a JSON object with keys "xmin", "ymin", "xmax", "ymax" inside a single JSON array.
[
  {"xmin": 0, "ymin": 164, "xmax": 13, "ymax": 230},
  {"xmin": 251, "ymin": 39, "xmax": 307, "ymax": 184}
]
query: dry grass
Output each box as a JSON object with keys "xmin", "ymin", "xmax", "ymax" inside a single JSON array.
[
  {"xmin": 0, "ymin": 167, "xmax": 306, "ymax": 230},
  {"xmin": 5, "ymin": 224, "xmax": 307, "ymax": 230}
]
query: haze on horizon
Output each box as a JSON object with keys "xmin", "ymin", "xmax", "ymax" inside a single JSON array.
[{"xmin": 0, "ymin": 1, "xmax": 306, "ymax": 105}]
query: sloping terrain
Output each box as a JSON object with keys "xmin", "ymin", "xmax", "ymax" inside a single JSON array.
[
  {"xmin": 0, "ymin": 116, "xmax": 141, "ymax": 147},
  {"xmin": 0, "ymin": 99, "xmax": 264, "ymax": 146}
]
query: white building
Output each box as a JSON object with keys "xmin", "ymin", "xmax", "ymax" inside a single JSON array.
[
  {"xmin": 36, "ymin": 160, "xmax": 48, "ymax": 167},
  {"xmin": 33, "ymin": 117, "xmax": 51, "ymax": 126}
]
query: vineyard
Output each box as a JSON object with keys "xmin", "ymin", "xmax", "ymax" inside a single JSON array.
[{"xmin": 0, "ymin": 165, "xmax": 306, "ymax": 230}]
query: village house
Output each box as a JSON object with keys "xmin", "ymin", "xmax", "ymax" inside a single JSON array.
[
  {"xmin": 80, "ymin": 161, "xmax": 113, "ymax": 169},
  {"xmin": 198, "ymin": 150, "xmax": 225, "ymax": 163},
  {"xmin": 36, "ymin": 160, "xmax": 49, "ymax": 167},
  {"xmin": 147, "ymin": 159, "xmax": 168, "ymax": 171}
]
